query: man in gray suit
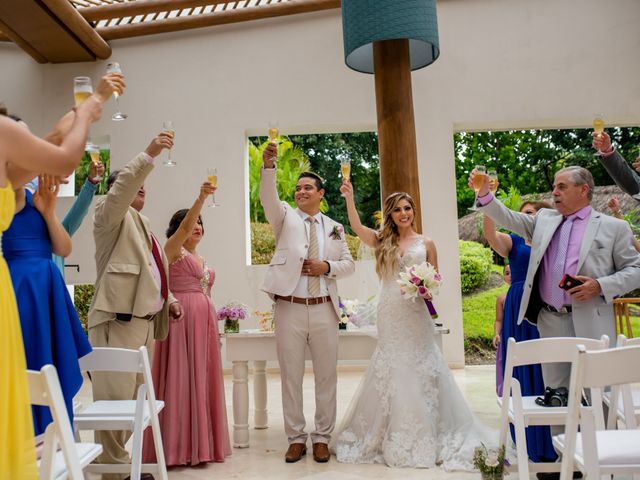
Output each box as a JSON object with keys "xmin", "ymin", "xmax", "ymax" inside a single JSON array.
[
  {"xmin": 593, "ymin": 131, "xmax": 640, "ymax": 202},
  {"xmin": 471, "ymin": 166, "xmax": 640, "ymax": 391}
]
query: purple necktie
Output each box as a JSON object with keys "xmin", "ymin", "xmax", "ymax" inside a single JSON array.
[{"xmin": 550, "ymin": 214, "xmax": 576, "ymax": 309}]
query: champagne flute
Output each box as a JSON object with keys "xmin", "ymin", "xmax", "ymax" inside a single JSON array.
[
  {"xmin": 74, "ymin": 77, "xmax": 95, "ymax": 151},
  {"xmin": 163, "ymin": 121, "xmax": 176, "ymax": 166},
  {"xmin": 268, "ymin": 121, "xmax": 279, "ymax": 145},
  {"xmin": 207, "ymin": 167, "xmax": 219, "ymax": 207},
  {"xmin": 106, "ymin": 62, "xmax": 128, "ymax": 121},
  {"xmin": 469, "ymin": 165, "xmax": 487, "ymax": 211},
  {"xmin": 339, "ymin": 154, "xmax": 351, "ymax": 182},
  {"xmin": 86, "ymin": 143, "xmax": 103, "ymax": 183},
  {"xmin": 593, "ymin": 113, "xmax": 605, "ymax": 138},
  {"xmin": 488, "ymin": 169, "xmax": 498, "ymax": 194},
  {"xmin": 73, "ymin": 77, "xmax": 93, "ymax": 107}
]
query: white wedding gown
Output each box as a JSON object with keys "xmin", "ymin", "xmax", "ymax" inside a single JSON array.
[{"xmin": 335, "ymin": 237, "xmax": 498, "ymax": 470}]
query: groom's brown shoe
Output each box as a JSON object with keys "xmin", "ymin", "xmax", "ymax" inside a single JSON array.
[
  {"xmin": 285, "ymin": 443, "xmax": 307, "ymax": 463},
  {"xmin": 312, "ymin": 442, "xmax": 330, "ymax": 463}
]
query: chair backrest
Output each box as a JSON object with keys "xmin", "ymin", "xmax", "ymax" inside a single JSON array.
[
  {"xmin": 79, "ymin": 346, "xmax": 160, "ymax": 418},
  {"xmin": 560, "ymin": 344, "xmax": 640, "ymax": 478},
  {"xmin": 28, "ymin": 365, "xmax": 84, "ymax": 479},
  {"xmin": 79, "ymin": 347, "xmax": 145, "ymax": 373},
  {"xmin": 617, "ymin": 334, "xmax": 640, "ymax": 347},
  {"xmin": 504, "ymin": 335, "xmax": 610, "ymax": 369}
]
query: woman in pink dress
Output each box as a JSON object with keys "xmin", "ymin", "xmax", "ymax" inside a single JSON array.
[{"xmin": 143, "ymin": 181, "xmax": 231, "ymax": 466}]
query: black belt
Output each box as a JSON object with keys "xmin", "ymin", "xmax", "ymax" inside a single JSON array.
[
  {"xmin": 542, "ymin": 303, "xmax": 572, "ymax": 314},
  {"xmin": 275, "ymin": 295, "xmax": 331, "ymax": 306},
  {"xmin": 115, "ymin": 312, "xmax": 156, "ymax": 321}
]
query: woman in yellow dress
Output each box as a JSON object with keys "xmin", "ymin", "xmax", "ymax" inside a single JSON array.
[{"xmin": 0, "ymin": 72, "xmax": 122, "ymax": 479}]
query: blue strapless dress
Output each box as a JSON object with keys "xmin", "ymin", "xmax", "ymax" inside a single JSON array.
[{"xmin": 3, "ymin": 190, "xmax": 91, "ymax": 435}]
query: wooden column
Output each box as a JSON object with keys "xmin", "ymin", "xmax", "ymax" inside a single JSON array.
[{"xmin": 373, "ymin": 38, "xmax": 422, "ymax": 233}]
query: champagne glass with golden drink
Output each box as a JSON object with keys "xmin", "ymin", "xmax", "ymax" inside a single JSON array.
[
  {"xmin": 469, "ymin": 165, "xmax": 487, "ymax": 211},
  {"xmin": 207, "ymin": 167, "xmax": 219, "ymax": 207},
  {"xmin": 488, "ymin": 169, "xmax": 498, "ymax": 194},
  {"xmin": 593, "ymin": 113, "xmax": 605, "ymax": 138},
  {"xmin": 86, "ymin": 143, "xmax": 102, "ymax": 183},
  {"xmin": 163, "ymin": 121, "xmax": 176, "ymax": 166},
  {"xmin": 106, "ymin": 62, "xmax": 127, "ymax": 121},
  {"xmin": 340, "ymin": 154, "xmax": 351, "ymax": 182},
  {"xmin": 73, "ymin": 77, "xmax": 93, "ymax": 107}
]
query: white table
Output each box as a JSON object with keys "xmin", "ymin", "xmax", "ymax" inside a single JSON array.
[{"xmin": 224, "ymin": 326, "xmax": 449, "ymax": 448}]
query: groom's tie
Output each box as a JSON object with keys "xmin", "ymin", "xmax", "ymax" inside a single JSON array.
[{"xmin": 306, "ymin": 216, "xmax": 321, "ymax": 297}]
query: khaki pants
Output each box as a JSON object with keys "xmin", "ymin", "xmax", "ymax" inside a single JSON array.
[
  {"xmin": 274, "ymin": 300, "xmax": 338, "ymax": 445},
  {"xmin": 88, "ymin": 316, "xmax": 155, "ymax": 480}
]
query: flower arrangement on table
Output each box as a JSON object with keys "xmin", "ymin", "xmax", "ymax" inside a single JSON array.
[
  {"xmin": 473, "ymin": 444, "xmax": 507, "ymax": 479},
  {"xmin": 217, "ymin": 302, "xmax": 248, "ymax": 334},
  {"xmin": 397, "ymin": 261, "xmax": 442, "ymax": 319},
  {"xmin": 255, "ymin": 308, "xmax": 275, "ymax": 332}
]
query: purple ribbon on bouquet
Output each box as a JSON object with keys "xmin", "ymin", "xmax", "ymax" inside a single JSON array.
[{"xmin": 424, "ymin": 299, "xmax": 438, "ymax": 319}]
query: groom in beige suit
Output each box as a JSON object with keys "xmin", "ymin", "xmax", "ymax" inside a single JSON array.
[
  {"xmin": 88, "ymin": 132, "xmax": 182, "ymax": 480},
  {"xmin": 260, "ymin": 143, "xmax": 355, "ymax": 463}
]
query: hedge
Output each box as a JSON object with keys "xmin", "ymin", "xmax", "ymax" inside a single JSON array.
[{"xmin": 459, "ymin": 240, "xmax": 493, "ymax": 293}]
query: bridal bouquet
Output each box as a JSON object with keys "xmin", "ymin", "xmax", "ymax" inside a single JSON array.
[
  {"xmin": 218, "ymin": 302, "xmax": 248, "ymax": 333},
  {"xmin": 397, "ymin": 261, "xmax": 442, "ymax": 318}
]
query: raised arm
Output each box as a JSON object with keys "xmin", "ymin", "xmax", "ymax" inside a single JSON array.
[
  {"xmin": 61, "ymin": 176, "xmax": 99, "ymax": 236},
  {"xmin": 3, "ymin": 98, "xmax": 101, "ymax": 187},
  {"xmin": 95, "ymin": 133, "xmax": 172, "ymax": 230},
  {"xmin": 259, "ymin": 142, "xmax": 286, "ymax": 234},
  {"xmin": 594, "ymin": 132, "xmax": 640, "ymax": 200},
  {"xmin": 483, "ymin": 214, "xmax": 513, "ymax": 259},
  {"xmin": 32, "ymin": 175, "xmax": 72, "ymax": 257},
  {"xmin": 339, "ymin": 179, "xmax": 378, "ymax": 248},
  {"xmin": 164, "ymin": 181, "xmax": 216, "ymax": 263}
]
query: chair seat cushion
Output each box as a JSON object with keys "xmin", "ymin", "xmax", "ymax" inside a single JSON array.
[
  {"xmin": 554, "ymin": 430, "xmax": 640, "ymax": 466},
  {"xmin": 75, "ymin": 400, "xmax": 165, "ymax": 429}
]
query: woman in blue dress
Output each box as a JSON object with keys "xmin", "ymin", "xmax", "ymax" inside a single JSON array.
[
  {"xmin": 483, "ymin": 199, "xmax": 557, "ymax": 463},
  {"xmin": 3, "ymin": 175, "xmax": 92, "ymax": 435}
]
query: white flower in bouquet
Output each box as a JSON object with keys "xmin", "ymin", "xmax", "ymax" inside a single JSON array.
[
  {"xmin": 397, "ymin": 261, "xmax": 442, "ymax": 301},
  {"xmin": 485, "ymin": 452, "xmax": 500, "ymax": 468}
]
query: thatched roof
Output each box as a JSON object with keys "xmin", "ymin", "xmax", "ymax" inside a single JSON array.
[{"xmin": 458, "ymin": 185, "xmax": 638, "ymax": 244}]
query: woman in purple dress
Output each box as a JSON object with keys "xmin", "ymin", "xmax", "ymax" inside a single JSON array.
[
  {"xmin": 142, "ymin": 181, "xmax": 231, "ymax": 466},
  {"xmin": 483, "ymin": 200, "xmax": 556, "ymax": 462}
]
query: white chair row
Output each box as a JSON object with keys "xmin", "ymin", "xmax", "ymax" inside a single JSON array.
[
  {"xmin": 28, "ymin": 346, "xmax": 167, "ymax": 480},
  {"xmin": 499, "ymin": 334, "xmax": 640, "ymax": 479}
]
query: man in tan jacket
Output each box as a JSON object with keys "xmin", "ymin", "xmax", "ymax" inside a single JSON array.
[
  {"xmin": 260, "ymin": 142, "xmax": 355, "ymax": 464},
  {"xmin": 88, "ymin": 132, "xmax": 182, "ymax": 480}
]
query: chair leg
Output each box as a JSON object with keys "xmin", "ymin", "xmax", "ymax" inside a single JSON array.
[
  {"xmin": 512, "ymin": 420, "xmax": 530, "ymax": 479},
  {"xmin": 130, "ymin": 420, "xmax": 143, "ymax": 480}
]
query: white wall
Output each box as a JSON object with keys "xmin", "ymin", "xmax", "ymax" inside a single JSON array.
[{"xmin": 3, "ymin": 0, "xmax": 640, "ymax": 367}]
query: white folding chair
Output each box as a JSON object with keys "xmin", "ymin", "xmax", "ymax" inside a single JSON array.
[
  {"xmin": 74, "ymin": 346, "xmax": 167, "ymax": 480},
  {"xmin": 498, "ymin": 335, "xmax": 609, "ymax": 479},
  {"xmin": 28, "ymin": 365, "xmax": 102, "ymax": 480},
  {"xmin": 604, "ymin": 334, "xmax": 640, "ymax": 429},
  {"xmin": 554, "ymin": 344, "xmax": 640, "ymax": 480}
]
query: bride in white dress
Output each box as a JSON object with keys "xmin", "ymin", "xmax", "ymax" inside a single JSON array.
[{"xmin": 335, "ymin": 183, "xmax": 498, "ymax": 470}]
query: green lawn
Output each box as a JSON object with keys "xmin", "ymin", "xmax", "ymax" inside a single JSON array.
[{"xmin": 462, "ymin": 284, "xmax": 509, "ymax": 348}]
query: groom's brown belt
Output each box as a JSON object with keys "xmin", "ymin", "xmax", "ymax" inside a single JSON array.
[{"xmin": 275, "ymin": 295, "xmax": 331, "ymax": 306}]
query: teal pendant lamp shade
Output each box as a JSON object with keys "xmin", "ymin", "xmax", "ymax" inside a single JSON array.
[{"xmin": 342, "ymin": 0, "xmax": 440, "ymax": 74}]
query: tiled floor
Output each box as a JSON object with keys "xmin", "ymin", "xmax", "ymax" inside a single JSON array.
[
  {"xmin": 80, "ymin": 365, "xmax": 501, "ymax": 479},
  {"xmin": 79, "ymin": 365, "xmax": 630, "ymax": 480}
]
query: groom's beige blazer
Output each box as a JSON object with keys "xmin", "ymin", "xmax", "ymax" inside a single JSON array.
[{"xmin": 259, "ymin": 167, "xmax": 355, "ymax": 317}]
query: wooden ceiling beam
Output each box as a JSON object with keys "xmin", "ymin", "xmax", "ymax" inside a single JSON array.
[
  {"xmin": 98, "ymin": 0, "xmax": 341, "ymax": 40},
  {"xmin": 0, "ymin": 18, "xmax": 47, "ymax": 62},
  {"xmin": 41, "ymin": 0, "xmax": 111, "ymax": 59},
  {"xmin": 80, "ymin": 0, "xmax": 233, "ymax": 22}
]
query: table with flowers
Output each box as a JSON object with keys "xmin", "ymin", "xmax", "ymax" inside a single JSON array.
[{"xmin": 224, "ymin": 326, "xmax": 449, "ymax": 448}]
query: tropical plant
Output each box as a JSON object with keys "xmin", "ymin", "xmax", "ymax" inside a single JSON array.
[
  {"xmin": 75, "ymin": 149, "xmax": 110, "ymax": 195},
  {"xmin": 248, "ymin": 137, "xmax": 324, "ymax": 223}
]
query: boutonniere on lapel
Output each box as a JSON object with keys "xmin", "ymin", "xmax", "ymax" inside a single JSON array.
[{"xmin": 329, "ymin": 225, "xmax": 344, "ymax": 240}]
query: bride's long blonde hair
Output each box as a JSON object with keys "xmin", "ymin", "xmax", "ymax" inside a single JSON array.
[{"xmin": 374, "ymin": 192, "xmax": 418, "ymax": 279}]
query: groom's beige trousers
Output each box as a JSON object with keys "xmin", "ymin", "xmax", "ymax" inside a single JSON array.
[{"xmin": 274, "ymin": 299, "xmax": 338, "ymax": 445}]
